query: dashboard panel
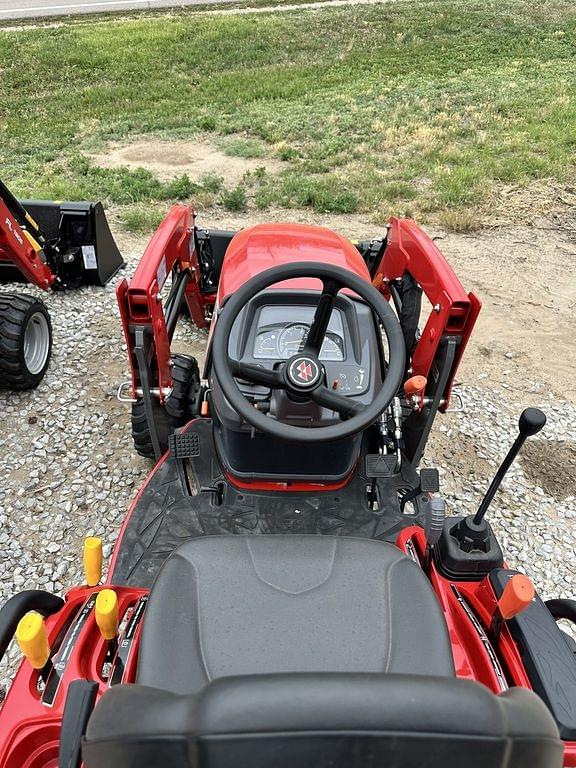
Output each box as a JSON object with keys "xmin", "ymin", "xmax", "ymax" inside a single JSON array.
[
  {"xmin": 253, "ymin": 303, "xmax": 346, "ymax": 362},
  {"xmin": 221, "ymin": 292, "xmax": 382, "ymax": 406},
  {"xmin": 252, "ymin": 306, "xmax": 345, "ymax": 362}
]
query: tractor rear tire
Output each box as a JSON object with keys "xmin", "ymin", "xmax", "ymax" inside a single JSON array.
[
  {"xmin": 131, "ymin": 399, "xmax": 172, "ymax": 459},
  {"xmin": 0, "ymin": 293, "xmax": 53, "ymax": 390},
  {"xmin": 165, "ymin": 354, "xmax": 202, "ymax": 426}
]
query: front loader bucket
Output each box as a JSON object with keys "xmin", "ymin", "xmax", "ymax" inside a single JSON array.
[{"xmin": 20, "ymin": 200, "xmax": 125, "ymax": 287}]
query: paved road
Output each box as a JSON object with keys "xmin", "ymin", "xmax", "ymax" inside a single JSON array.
[
  {"xmin": 0, "ymin": 0, "xmax": 238, "ymax": 20},
  {"xmin": 0, "ymin": 0, "xmax": 390, "ymax": 23}
]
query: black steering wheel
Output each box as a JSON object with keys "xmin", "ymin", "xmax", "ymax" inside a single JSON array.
[{"xmin": 211, "ymin": 262, "xmax": 405, "ymax": 443}]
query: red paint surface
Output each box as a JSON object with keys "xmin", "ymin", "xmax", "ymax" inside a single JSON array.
[
  {"xmin": 376, "ymin": 218, "xmax": 481, "ymax": 408},
  {"xmin": 0, "ymin": 199, "xmax": 55, "ymax": 289},
  {"xmin": 0, "ymin": 586, "xmax": 146, "ymax": 768},
  {"xmin": 216, "ymin": 223, "xmax": 370, "ymax": 303},
  {"xmin": 395, "ymin": 526, "xmax": 576, "ymax": 766},
  {"xmin": 116, "ymin": 204, "xmax": 216, "ymax": 401}
]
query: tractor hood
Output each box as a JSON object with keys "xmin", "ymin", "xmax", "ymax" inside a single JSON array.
[{"xmin": 216, "ymin": 223, "xmax": 370, "ymax": 304}]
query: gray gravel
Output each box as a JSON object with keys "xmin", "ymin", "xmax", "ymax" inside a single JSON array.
[
  {"xmin": 0, "ymin": 251, "xmax": 575, "ymax": 687},
  {"xmin": 428, "ymin": 387, "xmax": 576, "ymax": 599}
]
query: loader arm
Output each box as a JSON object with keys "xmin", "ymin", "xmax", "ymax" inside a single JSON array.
[
  {"xmin": 117, "ymin": 204, "xmax": 216, "ymax": 404},
  {"xmin": 0, "ymin": 176, "xmax": 124, "ymax": 289},
  {"xmin": 0, "ymin": 193, "xmax": 57, "ymax": 289},
  {"xmin": 372, "ymin": 217, "xmax": 481, "ymax": 463}
]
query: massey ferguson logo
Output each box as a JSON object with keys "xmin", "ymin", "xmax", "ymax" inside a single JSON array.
[
  {"xmin": 296, "ymin": 361, "xmax": 313, "ymax": 382},
  {"xmin": 289, "ymin": 356, "xmax": 320, "ymax": 388}
]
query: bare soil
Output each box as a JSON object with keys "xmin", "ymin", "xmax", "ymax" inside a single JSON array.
[
  {"xmin": 90, "ymin": 138, "xmax": 284, "ymax": 185},
  {"xmin": 522, "ymin": 441, "xmax": 576, "ymax": 501}
]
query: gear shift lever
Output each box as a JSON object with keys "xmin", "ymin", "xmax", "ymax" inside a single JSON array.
[
  {"xmin": 473, "ymin": 408, "xmax": 546, "ymax": 525},
  {"xmin": 454, "ymin": 408, "xmax": 546, "ymax": 551},
  {"xmin": 435, "ymin": 408, "xmax": 546, "ymax": 579}
]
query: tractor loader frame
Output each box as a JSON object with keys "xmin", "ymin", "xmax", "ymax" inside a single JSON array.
[{"xmin": 117, "ymin": 204, "xmax": 480, "ymax": 462}]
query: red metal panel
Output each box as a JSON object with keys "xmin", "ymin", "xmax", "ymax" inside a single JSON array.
[
  {"xmin": 375, "ymin": 218, "xmax": 481, "ymax": 407},
  {"xmin": 0, "ymin": 199, "xmax": 55, "ymax": 289},
  {"xmin": 396, "ymin": 526, "xmax": 576, "ymax": 766},
  {"xmin": 116, "ymin": 205, "xmax": 208, "ymax": 400},
  {"xmin": 216, "ymin": 223, "xmax": 371, "ymax": 303}
]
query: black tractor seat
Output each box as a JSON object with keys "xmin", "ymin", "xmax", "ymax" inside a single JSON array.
[
  {"xmin": 82, "ymin": 535, "xmax": 563, "ymax": 768},
  {"xmin": 136, "ymin": 535, "xmax": 454, "ymax": 692}
]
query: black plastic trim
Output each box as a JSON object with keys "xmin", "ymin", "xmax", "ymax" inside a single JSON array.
[
  {"xmin": 490, "ymin": 569, "xmax": 576, "ymax": 740},
  {"xmin": 434, "ymin": 517, "xmax": 504, "ymax": 580},
  {"xmin": 546, "ymin": 598, "xmax": 576, "ymax": 625},
  {"xmin": 59, "ymin": 680, "xmax": 99, "ymax": 768}
]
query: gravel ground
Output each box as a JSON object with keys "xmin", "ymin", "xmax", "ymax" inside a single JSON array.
[{"xmin": 0, "ymin": 235, "xmax": 575, "ymax": 688}]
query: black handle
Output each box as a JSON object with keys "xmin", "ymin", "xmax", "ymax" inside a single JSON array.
[
  {"xmin": 473, "ymin": 407, "xmax": 546, "ymax": 525},
  {"xmin": 519, "ymin": 407, "xmax": 546, "ymax": 437},
  {"xmin": 59, "ymin": 680, "xmax": 99, "ymax": 768},
  {"xmin": 0, "ymin": 590, "xmax": 64, "ymax": 663}
]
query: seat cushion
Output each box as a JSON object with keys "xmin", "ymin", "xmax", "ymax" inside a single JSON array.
[
  {"xmin": 136, "ymin": 535, "xmax": 454, "ymax": 694},
  {"xmin": 83, "ymin": 674, "xmax": 563, "ymax": 768}
]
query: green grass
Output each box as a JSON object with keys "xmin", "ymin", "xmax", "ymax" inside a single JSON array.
[
  {"xmin": 121, "ymin": 205, "xmax": 166, "ymax": 233},
  {"xmin": 218, "ymin": 136, "xmax": 267, "ymax": 158},
  {"xmin": 221, "ymin": 185, "xmax": 247, "ymax": 211},
  {"xmin": 1, "ymin": 0, "xmax": 576, "ymax": 229}
]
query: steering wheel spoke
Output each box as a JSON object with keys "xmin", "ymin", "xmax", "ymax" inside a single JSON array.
[
  {"xmin": 311, "ymin": 385, "xmax": 365, "ymax": 419},
  {"xmin": 230, "ymin": 359, "xmax": 284, "ymax": 389},
  {"xmin": 302, "ymin": 277, "xmax": 340, "ymax": 357}
]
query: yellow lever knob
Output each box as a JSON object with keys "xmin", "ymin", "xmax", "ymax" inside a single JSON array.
[
  {"xmin": 16, "ymin": 612, "xmax": 50, "ymax": 670},
  {"xmin": 95, "ymin": 589, "xmax": 119, "ymax": 641},
  {"xmin": 84, "ymin": 537, "xmax": 103, "ymax": 587}
]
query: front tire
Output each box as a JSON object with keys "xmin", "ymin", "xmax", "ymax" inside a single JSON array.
[
  {"xmin": 0, "ymin": 293, "xmax": 52, "ymax": 390},
  {"xmin": 131, "ymin": 354, "xmax": 202, "ymax": 458},
  {"xmin": 131, "ymin": 399, "xmax": 172, "ymax": 459},
  {"xmin": 165, "ymin": 354, "xmax": 202, "ymax": 425}
]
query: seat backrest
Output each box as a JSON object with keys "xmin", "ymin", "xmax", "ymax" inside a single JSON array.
[{"xmin": 82, "ymin": 673, "xmax": 563, "ymax": 768}]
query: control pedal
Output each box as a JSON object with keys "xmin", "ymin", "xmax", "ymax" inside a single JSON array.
[
  {"xmin": 420, "ymin": 468, "xmax": 440, "ymax": 493},
  {"xmin": 400, "ymin": 468, "xmax": 440, "ymax": 513},
  {"xmin": 169, "ymin": 432, "xmax": 200, "ymax": 459},
  {"xmin": 365, "ymin": 454, "xmax": 397, "ymax": 478}
]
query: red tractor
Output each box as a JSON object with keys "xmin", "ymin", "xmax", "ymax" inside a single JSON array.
[
  {"xmin": 0, "ymin": 207, "xmax": 573, "ymax": 768},
  {"xmin": 0, "ymin": 178, "xmax": 123, "ymax": 389}
]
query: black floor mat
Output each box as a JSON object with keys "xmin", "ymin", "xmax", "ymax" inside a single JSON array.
[{"xmin": 112, "ymin": 420, "xmax": 427, "ymax": 588}]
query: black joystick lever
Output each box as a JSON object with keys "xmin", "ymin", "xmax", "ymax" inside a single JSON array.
[
  {"xmin": 436, "ymin": 408, "xmax": 546, "ymax": 579},
  {"xmin": 474, "ymin": 407, "xmax": 546, "ymax": 525}
]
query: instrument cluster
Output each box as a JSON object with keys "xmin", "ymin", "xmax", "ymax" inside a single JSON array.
[{"xmin": 253, "ymin": 322, "xmax": 344, "ymax": 362}]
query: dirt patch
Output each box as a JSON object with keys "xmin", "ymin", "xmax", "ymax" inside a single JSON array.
[
  {"xmin": 90, "ymin": 138, "xmax": 284, "ymax": 185},
  {"xmin": 427, "ymin": 430, "xmax": 493, "ymax": 482},
  {"xmin": 436, "ymin": 224, "xmax": 576, "ymax": 406},
  {"xmin": 485, "ymin": 180, "xmax": 576, "ymax": 240},
  {"xmin": 521, "ymin": 441, "xmax": 576, "ymax": 500}
]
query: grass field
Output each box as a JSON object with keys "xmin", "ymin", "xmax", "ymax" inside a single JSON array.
[{"xmin": 1, "ymin": 0, "xmax": 576, "ymax": 230}]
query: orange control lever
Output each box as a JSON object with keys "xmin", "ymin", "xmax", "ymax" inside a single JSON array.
[
  {"xmin": 497, "ymin": 574, "xmax": 535, "ymax": 620},
  {"xmin": 491, "ymin": 574, "xmax": 535, "ymax": 639},
  {"xmin": 404, "ymin": 375, "xmax": 427, "ymax": 399}
]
